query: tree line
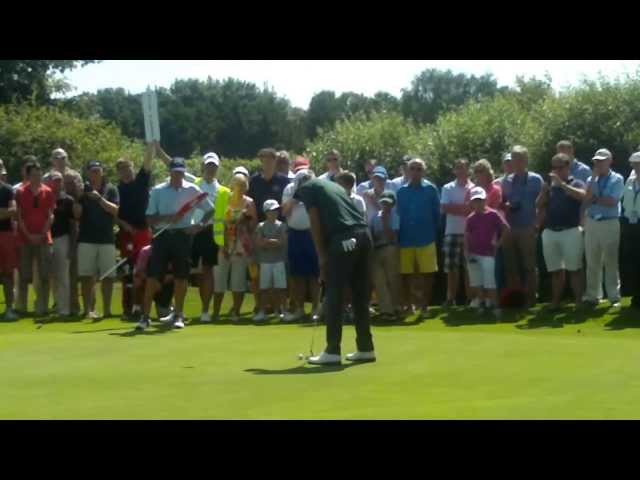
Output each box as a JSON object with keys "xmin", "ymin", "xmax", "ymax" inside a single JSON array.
[{"xmin": 2, "ymin": 61, "xmax": 639, "ymax": 187}]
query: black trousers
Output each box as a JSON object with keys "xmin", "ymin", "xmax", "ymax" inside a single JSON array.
[
  {"xmin": 155, "ymin": 280, "xmax": 174, "ymax": 309},
  {"xmin": 324, "ymin": 227, "xmax": 374, "ymax": 355},
  {"xmin": 621, "ymin": 221, "xmax": 640, "ymax": 304}
]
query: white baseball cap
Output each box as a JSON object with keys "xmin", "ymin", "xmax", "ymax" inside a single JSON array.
[
  {"xmin": 203, "ymin": 152, "xmax": 220, "ymax": 166},
  {"xmin": 629, "ymin": 152, "xmax": 640, "ymax": 164},
  {"xmin": 469, "ymin": 186, "xmax": 487, "ymax": 201},
  {"xmin": 263, "ymin": 199, "xmax": 280, "ymax": 212},
  {"xmin": 592, "ymin": 148, "xmax": 612, "ymax": 161},
  {"xmin": 232, "ymin": 166, "xmax": 249, "ymax": 178}
]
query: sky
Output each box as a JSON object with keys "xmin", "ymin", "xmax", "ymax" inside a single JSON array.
[{"xmin": 62, "ymin": 60, "xmax": 640, "ymax": 109}]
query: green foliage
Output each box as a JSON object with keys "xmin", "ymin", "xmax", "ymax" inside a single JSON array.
[
  {"xmin": 307, "ymin": 72, "xmax": 640, "ymax": 186},
  {"xmin": 0, "ymin": 60, "xmax": 98, "ymax": 105},
  {"xmin": 400, "ymin": 69, "xmax": 504, "ymax": 125},
  {"xmin": 305, "ymin": 111, "xmax": 433, "ymax": 181},
  {"xmin": 0, "ymin": 104, "xmax": 143, "ymax": 183}
]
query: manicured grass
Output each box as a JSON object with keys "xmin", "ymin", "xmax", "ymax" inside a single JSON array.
[{"xmin": 2, "ymin": 288, "xmax": 640, "ymax": 419}]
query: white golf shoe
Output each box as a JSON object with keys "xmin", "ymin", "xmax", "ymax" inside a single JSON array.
[
  {"xmin": 345, "ymin": 351, "xmax": 376, "ymax": 363},
  {"xmin": 200, "ymin": 312, "xmax": 212, "ymax": 323},
  {"xmin": 159, "ymin": 311, "xmax": 176, "ymax": 324},
  {"xmin": 307, "ymin": 352, "xmax": 341, "ymax": 366},
  {"xmin": 173, "ymin": 316, "xmax": 185, "ymax": 329}
]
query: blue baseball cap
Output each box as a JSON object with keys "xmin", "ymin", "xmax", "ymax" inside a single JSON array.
[{"xmin": 372, "ymin": 166, "xmax": 388, "ymax": 180}]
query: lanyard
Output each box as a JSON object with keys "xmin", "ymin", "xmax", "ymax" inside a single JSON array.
[{"xmin": 596, "ymin": 171, "xmax": 612, "ymax": 196}]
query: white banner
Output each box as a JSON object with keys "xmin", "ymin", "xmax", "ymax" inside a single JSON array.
[{"xmin": 142, "ymin": 87, "xmax": 161, "ymax": 142}]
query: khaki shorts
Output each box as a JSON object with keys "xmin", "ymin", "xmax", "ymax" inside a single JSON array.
[
  {"xmin": 542, "ymin": 227, "xmax": 584, "ymax": 272},
  {"xmin": 214, "ymin": 250, "xmax": 249, "ymax": 293},
  {"xmin": 77, "ymin": 243, "xmax": 117, "ymax": 278}
]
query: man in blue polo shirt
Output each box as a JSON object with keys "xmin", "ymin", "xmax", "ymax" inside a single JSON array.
[
  {"xmin": 556, "ymin": 140, "xmax": 592, "ymax": 184},
  {"xmin": 396, "ymin": 158, "xmax": 440, "ymax": 316},
  {"xmin": 583, "ymin": 148, "xmax": 624, "ymax": 307},
  {"xmin": 500, "ymin": 145, "xmax": 544, "ymax": 307},
  {"xmin": 135, "ymin": 158, "xmax": 214, "ymax": 331}
]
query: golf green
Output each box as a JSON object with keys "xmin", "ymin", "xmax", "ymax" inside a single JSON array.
[{"xmin": 2, "ymin": 288, "xmax": 640, "ymax": 419}]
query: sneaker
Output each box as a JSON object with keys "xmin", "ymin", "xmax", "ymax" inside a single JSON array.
[
  {"xmin": 253, "ymin": 311, "xmax": 267, "ymax": 323},
  {"xmin": 200, "ymin": 312, "xmax": 212, "ymax": 323},
  {"xmin": 135, "ymin": 316, "xmax": 151, "ymax": 331},
  {"xmin": 4, "ymin": 309, "xmax": 19, "ymax": 321},
  {"xmin": 173, "ymin": 316, "xmax": 185, "ymax": 329},
  {"xmin": 307, "ymin": 351, "xmax": 341, "ymax": 366},
  {"xmin": 88, "ymin": 311, "xmax": 101, "ymax": 320},
  {"xmin": 442, "ymin": 299, "xmax": 455, "ymax": 308},
  {"xmin": 469, "ymin": 298, "xmax": 483, "ymax": 310},
  {"xmin": 159, "ymin": 311, "xmax": 176, "ymax": 324},
  {"xmin": 346, "ymin": 351, "xmax": 376, "ymax": 363},
  {"xmin": 311, "ymin": 311, "xmax": 321, "ymax": 323},
  {"xmin": 156, "ymin": 306, "xmax": 173, "ymax": 318},
  {"xmin": 230, "ymin": 314, "xmax": 240, "ymax": 323},
  {"xmin": 212, "ymin": 314, "xmax": 220, "ymax": 322},
  {"xmin": 610, "ymin": 300, "xmax": 622, "ymax": 308},
  {"xmin": 282, "ymin": 310, "xmax": 303, "ymax": 323}
]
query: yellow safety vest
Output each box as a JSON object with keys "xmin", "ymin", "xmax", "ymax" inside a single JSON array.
[{"xmin": 196, "ymin": 178, "xmax": 230, "ymax": 247}]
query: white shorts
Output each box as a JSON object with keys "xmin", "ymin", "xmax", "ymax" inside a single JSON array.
[
  {"xmin": 214, "ymin": 251, "xmax": 249, "ymax": 293},
  {"xmin": 259, "ymin": 261, "xmax": 287, "ymax": 290},
  {"xmin": 467, "ymin": 255, "xmax": 496, "ymax": 290},
  {"xmin": 77, "ymin": 243, "xmax": 117, "ymax": 279},
  {"xmin": 542, "ymin": 227, "xmax": 584, "ymax": 272}
]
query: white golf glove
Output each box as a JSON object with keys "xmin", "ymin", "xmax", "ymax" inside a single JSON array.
[{"xmin": 341, "ymin": 238, "xmax": 357, "ymax": 252}]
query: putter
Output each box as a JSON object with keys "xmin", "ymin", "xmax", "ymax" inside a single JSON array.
[
  {"xmin": 298, "ymin": 280, "xmax": 325, "ymax": 361},
  {"xmin": 99, "ymin": 192, "xmax": 208, "ymax": 282}
]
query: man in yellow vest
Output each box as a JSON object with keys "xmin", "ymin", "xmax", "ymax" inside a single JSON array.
[{"xmin": 193, "ymin": 152, "xmax": 230, "ymax": 322}]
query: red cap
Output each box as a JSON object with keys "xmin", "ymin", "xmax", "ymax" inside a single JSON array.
[{"xmin": 293, "ymin": 156, "xmax": 310, "ymax": 173}]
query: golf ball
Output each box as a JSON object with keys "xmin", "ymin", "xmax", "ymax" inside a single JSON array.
[{"xmin": 298, "ymin": 353, "xmax": 305, "ymax": 360}]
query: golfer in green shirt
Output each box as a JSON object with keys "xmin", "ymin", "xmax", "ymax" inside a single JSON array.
[{"xmin": 294, "ymin": 178, "xmax": 376, "ymax": 365}]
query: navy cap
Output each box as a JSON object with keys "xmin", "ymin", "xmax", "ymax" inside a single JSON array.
[
  {"xmin": 87, "ymin": 160, "xmax": 103, "ymax": 170},
  {"xmin": 169, "ymin": 157, "xmax": 187, "ymax": 172}
]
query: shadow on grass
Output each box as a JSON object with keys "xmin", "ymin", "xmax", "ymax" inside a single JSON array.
[
  {"xmin": 108, "ymin": 325, "xmax": 177, "ymax": 337},
  {"xmin": 604, "ymin": 307, "xmax": 640, "ymax": 330},
  {"xmin": 441, "ymin": 308, "xmax": 521, "ymax": 327},
  {"xmin": 71, "ymin": 327, "xmax": 131, "ymax": 334},
  {"xmin": 515, "ymin": 304, "xmax": 598, "ymax": 329},
  {"xmin": 245, "ymin": 362, "xmax": 367, "ymax": 375}
]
